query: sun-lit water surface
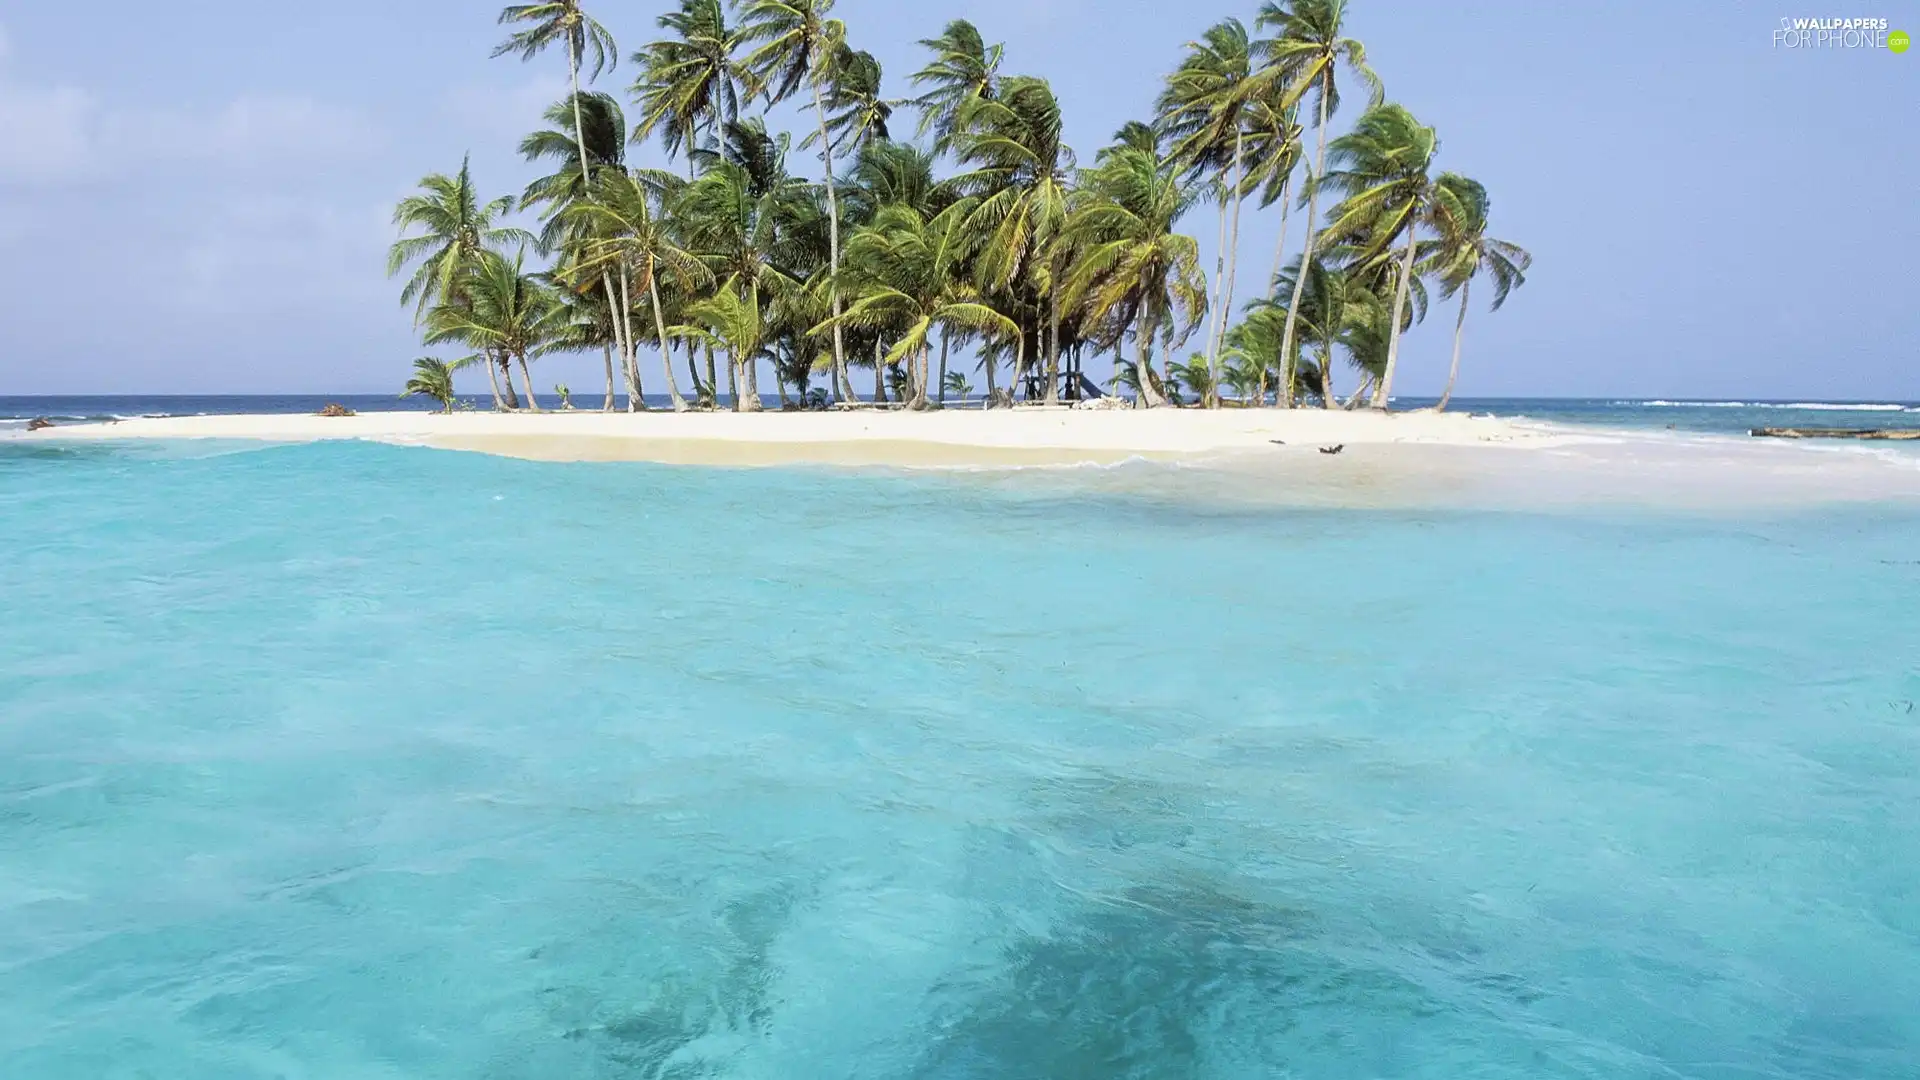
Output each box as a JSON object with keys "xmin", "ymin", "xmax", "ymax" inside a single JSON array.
[{"xmin": 2, "ymin": 440, "xmax": 1917, "ymax": 1078}]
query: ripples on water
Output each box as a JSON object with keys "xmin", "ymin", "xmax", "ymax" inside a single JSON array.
[{"xmin": 1, "ymin": 440, "xmax": 1917, "ymax": 1077}]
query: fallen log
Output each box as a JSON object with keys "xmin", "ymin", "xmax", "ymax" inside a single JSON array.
[{"xmin": 1750, "ymin": 427, "xmax": 1920, "ymax": 440}]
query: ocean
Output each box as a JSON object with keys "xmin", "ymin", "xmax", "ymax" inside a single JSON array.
[
  {"xmin": 2, "ymin": 407, "xmax": 1918, "ymax": 1076},
  {"xmin": 6, "ymin": 393, "xmax": 1920, "ymax": 438}
]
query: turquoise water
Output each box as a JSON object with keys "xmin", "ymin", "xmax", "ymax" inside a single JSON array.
[{"xmin": 3, "ymin": 440, "xmax": 1919, "ymax": 1078}]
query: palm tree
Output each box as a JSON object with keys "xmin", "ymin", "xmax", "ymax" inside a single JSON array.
[
  {"xmin": 632, "ymin": 0, "xmax": 745, "ymax": 169},
  {"xmin": 1321, "ymin": 103, "xmax": 1438, "ymax": 409},
  {"xmin": 951, "ymin": 76, "xmax": 1075, "ymax": 405},
  {"xmin": 942, "ymin": 370, "xmax": 973, "ymax": 401},
  {"xmin": 737, "ymin": 0, "xmax": 854, "ymax": 404},
  {"xmin": 567, "ymin": 169, "xmax": 712, "ymax": 412},
  {"xmin": 1158, "ymin": 18, "xmax": 1261, "ymax": 407},
  {"xmin": 1168, "ymin": 356, "xmax": 1214, "ymax": 405},
  {"xmin": 1060, "ymin": 136, "xmax": 1207, "ymax": 409},
  {"xmin": 1419, "ymin": 173, "xmax": 1529, "ymax": 411},
  {"xmin": 673, "ymin": 284, "xmax": 770, "ymax": 410},
  {"xmin": 909, "ymin": 20, "xmax": 1002, "ymax": 155},
  {"xmin": 828, "ymin": 204, "xmax": 1016, "ymax": 409},
  {"xmin": 426, "ymin": 251, "xmax": 567, "ymax": 412},
  {"xmin": 674, "ymin": 137, "xmax": 810, "ymax": 411},
  {"xmin": 401, "ymin": 357, "xmax": 459, "ymax": 413},
  {"xmin": 1258, "ymin": 0, "xmax": 1382, "ymax": 407},
  {"xmin": 521, "ymin": 91, "xmax": 631, "ymax": 409},
  {"xmin": 387, "ymin": 158, "xmax": 532, "ymax": 319},
  {"xmin": 813, "ymin": 47, "xmax": 900, "ymax": 153}
]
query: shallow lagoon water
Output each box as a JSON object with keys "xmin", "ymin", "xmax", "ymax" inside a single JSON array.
[{"xmin": 2, "ymin": 440, "xmax": 1918, "ymax": 1078}]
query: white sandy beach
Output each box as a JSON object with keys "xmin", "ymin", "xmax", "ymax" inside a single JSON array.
[
  {"xmin": 17, "ymin": 406, "xmax": 1559, "ymax": 463},
  {"xmin": 15, "ymin": 405, "xmax": 1918, "ymax": 508}
]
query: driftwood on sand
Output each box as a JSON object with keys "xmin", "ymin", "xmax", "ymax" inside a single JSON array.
[{"xmin": 1750, "ymin": 427, "xmax": 1920, "ymax": 441}]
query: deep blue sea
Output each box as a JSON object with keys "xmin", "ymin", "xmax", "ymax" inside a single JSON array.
[{"xmin": 3, "ymin": 402, "xmax": 1919, "ymax": 1077}]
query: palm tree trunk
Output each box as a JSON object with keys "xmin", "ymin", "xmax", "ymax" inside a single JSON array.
[
  {"xmin": 705, "ymin": 343, "xmax": 719, "ymax": 407},
  {"xmin": 615, "ymin": 265, "xmax": 648, "ymax": 410},
  {"xmin": 515, "ymin": 353, "xmax": 542, "ymax": 411},
  {"xmin": 1203, "ymin": 190, "xmax": 1228, "ymax": 401},
  {"xmin": 1436, "ymin": 279, "xmax": 1470, "ymax": 412},
  {"xmin": 725, "ymin": 348, "xmax": 740, "ymax": 409},
  {"xmin": 686, "ymin": 344, "xmax": 707, "ymax": 405},
  {"xmin": 1136, "ymin": 308, "xmax": 1167, "ymax": 408},
  {"xmin": 1321, "ymin": 335, "xmax": 1336, "ymax": 406},
  {"xmin": 738, "ymin": 351, "xmax": 763, "ymax": 411},
  {"xmin": 647, "ymin": 262, "xmax": 689, "ymax": 411},
  {"xmin": 1267, "ymin": 175, "xmax": 1293, "ymax": 301},
  {"xmin": 809, "ymin": 76, "xmax": 851, "ymax": 405},
  {"xmin": 483, "ymin": 350, "xmax": 507, "ymax": 410},
  {"xmin": 497, "ymin": 355, "xmax": 521, "ymax": 410},
  {"xmin": 1213, "ymin": 125, "xmax": 1246, "ymax": 409},
  {"xmin": 1256, "ymin": 176, "xmax": 1292, "ymax": 407},
  {"xmin": 1044, "ymin": 274, "xmax": 1061, "ymax": 406},
  {"xmin": 1013, "ymin": 327, "xmax": 1026, "ymax": 403},
  {"xmin": 1373, "ymin": 222, "xmax": 1419, "ymax": 410},
  {"xmin": 601, "ymin": 343, "xmax": 617, "ymax": 411},
  {"xmin": 984, "ymin": 340, "xmax": 999, "ymax": 405},
  {"xmin": 937, "ymin": 329, "xmax": 950, "ymax": 404},
  {"xmin": 1283, "ymin": 81, "xmax": 1333, "ymax": 410},
  {"xmin": 872, "ymin": 339, "xmax": 887, "ymax": 404}
]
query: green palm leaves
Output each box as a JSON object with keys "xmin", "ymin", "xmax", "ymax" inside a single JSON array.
[
  {"xmin": 387, "ymin": 158, "xmax": 533, "ymax": 319},
  {"xmin": 493, "ymin": 2, "xmax": 618, "ymax": 79},
  {"xmin": 828, "ymin": 204, "xmax": 1016, "ymax": 408},
  {"xmin": 910, "ymin": 20, "xmax": 1001, "ymax": 154},
  {"xmin": 401, "ymin": 358, "xmax": 459, "ymax": 413},
  {"xmin": 1420, "ymin": 173, "xmax": 1530, "ymax": 409},
  {"xmin": 1322, "ymin": 103, "xmax": 1437, "ymax": 406},
  {"xmin": 425, "ymin": 252, "xmax": 568, "ymax": 412},
  {"xmin": 633, "ymin": 0, "xmax": 744, "ymax": 166},
  {"xmin": 1062, "ymin": 141, "xmax": 1207, "ymax": 409},
  {"xmin": 390, "ymin": 2, "xmax": 1527, "ymax": 416}
]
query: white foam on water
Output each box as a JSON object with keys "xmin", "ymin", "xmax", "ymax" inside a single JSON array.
[{"xmin": 1625, "ymin": 400, "xmax": 1915, "ymax": 411}]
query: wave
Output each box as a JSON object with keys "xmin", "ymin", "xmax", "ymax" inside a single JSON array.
[{"xmin": 1620, "ymin": 400, "xmax": 1916, "ymax": 412}]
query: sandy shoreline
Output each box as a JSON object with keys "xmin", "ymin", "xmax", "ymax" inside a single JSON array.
[
  {"xmin": 12, "ymin": 406, "xmax": 1917, "ymax": 508},
  {"xmin": 13, "ymin": 406, "xmax": 1567, "ymax": 464}
]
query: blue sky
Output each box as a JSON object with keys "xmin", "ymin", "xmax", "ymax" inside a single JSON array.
[{"xmin": 0, "ymin": 1, "xmax": 1914, "ymax": 399}]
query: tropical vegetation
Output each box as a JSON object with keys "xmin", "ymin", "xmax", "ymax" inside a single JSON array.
[{"xmin": 389, "ymin": 1, "xmax": 1529, "ymax": 412}]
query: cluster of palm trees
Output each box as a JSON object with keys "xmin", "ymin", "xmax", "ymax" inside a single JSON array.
[{"xmin": 391, "ymin": 0, "xmax": 1529, "ymax": 414}]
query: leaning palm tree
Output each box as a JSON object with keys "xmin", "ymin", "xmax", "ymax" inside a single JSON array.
[
  {"xmin": 1320, "ymin": 103, "xmax": 1438, "ymax": 409},
  {"xmin": 1418, "ymin": 173, "xmax": 1529, "ymax": 411},
  {"xmin": 401, "ymin": 357, "xmax": 459, "ymax": 413},
  {"xmin": 1258, "ymin": 0, "xmax": 1382, "ymax": 407},
  {"xmin": 951, "ymin": 75, "xmax": 1075, "ymax": 404},
  {"xmin": 827, "ymin": 203, "xmax": 1016, "ymax": 409},
  {"xmin": 566, "ymin": 169, "xmax": 712, "ymax": 411},
  {"xmin": 495, "ymin": 3, "xmax": 625, "ymax": 413},
  {"xmin": 1158, "ymin": 18, "xmax": 1261, "ymax": 406},
  {"xmin": 425, "ymin": 251, "xmax": 567, "ymax": 412},
  {"xmin": 675, "ymin": 150, "xmax": 809, "ymax": 411},
  {"xmin": 632, "ymin": 0, "xmax": 746, "ymax": 170},
  {"xmin": 737, "ymin": 0, "xmax": 854, "ymax": 403},
  {"xmin": 520, "ymin": 91, "xmax": 631, "ymax": 409},
  {"xmin": 909, "ymin": 19, "xmax": 1002, "ymax": 155},
  {"xmin": 387, "ymin": 157, "xmax": 533, "ymax": 319},
  {"xmin": 1061, "ymin": 137, "xmax": 1207, "ymax": 409}
]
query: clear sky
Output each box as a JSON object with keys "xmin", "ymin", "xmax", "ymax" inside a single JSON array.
[{"xmin": 0, "ymin": 1, "xmax": 1914, "ymax": 399}]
